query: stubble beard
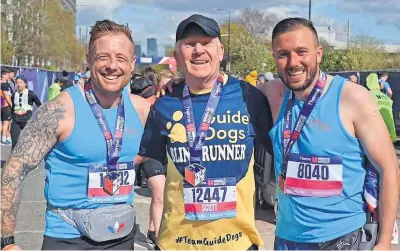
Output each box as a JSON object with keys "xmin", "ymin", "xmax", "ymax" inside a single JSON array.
[{"xmin": 279, "ymin": 64, "xmax": 318, "ymax": 92}]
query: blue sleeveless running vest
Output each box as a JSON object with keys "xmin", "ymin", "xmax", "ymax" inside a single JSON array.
[
  {"xmin": 44, "ymin": 85, "xmax": 143, "ymax": 238},
  {"xmin": 269, "ymin": 76, "xmax": 366, "ymax": 243}
]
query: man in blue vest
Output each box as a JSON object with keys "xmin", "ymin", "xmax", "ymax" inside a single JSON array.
[
  {"xmin": 258, "ymin": 17, "xmax": 398, "ymax": 250},
  {"xmin": 1, "ymin": 20, "xmax": 150, "ymax": 250}
]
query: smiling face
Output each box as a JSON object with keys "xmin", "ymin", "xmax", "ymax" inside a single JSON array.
[
  {"xmin": 9, "ymin": 72, "xmax": 15, "ymax": 80},
  {"xmin": 16, "ymin": 79, "xmax": 26, "ymax": 92},
  {"xmin": 87, "ymin": 32, "xmax": 135, "ymax": 96},
  {"xmin": 272, "ymin": 26, "xmax": 323, "ymax": 92},
  {"xmin": 175, "ymin": 35, "xmax": 224, "ymax": 82}
]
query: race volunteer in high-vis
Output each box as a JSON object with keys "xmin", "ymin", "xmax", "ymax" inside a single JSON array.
[{"xmin": 138, "ymin": 14, "xmax": 273, "ymax": 250}]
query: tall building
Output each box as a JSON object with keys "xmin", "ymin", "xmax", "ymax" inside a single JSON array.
[
  {"xmin": 135, "ymin": 44, "xmax": 142, "ymax": 57},
  {"xmin": 60, "ymin": 0, "xmax": 76, "ymax": 17},
  {"xmin": 147, "ymin": 38, "xmax": 158, "ymax": 57},
  {"xmin": 60, "ymin": 0, "xmax": 76, "ymax": 29}
]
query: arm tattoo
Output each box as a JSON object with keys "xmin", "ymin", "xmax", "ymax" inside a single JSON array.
[{"xmin": 1, "ymin": 99, "xmax": 66, "ymax": 237}]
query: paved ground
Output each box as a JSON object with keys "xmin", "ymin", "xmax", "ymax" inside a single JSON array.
[
  {"xmin": 1, "ymin": 144, "xmax": 399, "ymax": 250},
  {"xmin": 0, "ymin": 144, "xmax": 276, "ymax": 250}
]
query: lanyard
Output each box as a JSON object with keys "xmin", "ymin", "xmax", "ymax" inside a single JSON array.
[
  {"xmin": 181, "ymin": 77, "xmax": 223, "ymax": 164},
  {"xmin": 84, "ymin": 83, "xmax": 125, "ymax": 172},
  {"xmin": 281, "ymin": 71, "xmax": 327, "ymax": 175}
]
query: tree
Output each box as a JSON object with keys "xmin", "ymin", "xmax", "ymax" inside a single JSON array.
[
  {"xmin": 219, "ymin": 22, "xmax": 275, "ymax": 74},
  {"xmin": 42, "ymin": 0, "xmax": 85, "ymax": 70},
  {"xmin": 1, "ymin": 0, "xmax": 86, "ymax": 70},
  {"xmin": 1, "ymin": 21, "xmax": 14, "ymax": 65},
  {"xmin": 319, "ymin": 38, "xmax": 334, "ymax": 53},
  {"xmin": 321, "ymin": 34, "xmax": 387, "ymax": 72},
  {"xmin": 1, "ymin": 0, "xmax": 44, "ymax": 65},
  {"xmin": 235, "ymin": 8, "xmax": 278, "ymax": 39},
  {"xmin": 384, "ymin": 52, "xmax": 400, "ymax": 69}
]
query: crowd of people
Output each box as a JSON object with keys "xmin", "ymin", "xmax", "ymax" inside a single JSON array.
[{"xmin": 0, "ymin": 13, "xmax": 399, "ymax": 251}]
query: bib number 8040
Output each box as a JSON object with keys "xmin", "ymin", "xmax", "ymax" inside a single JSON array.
[{"xmin": 297, "ymin": 164, "xmax": 329, "ymax": 180}]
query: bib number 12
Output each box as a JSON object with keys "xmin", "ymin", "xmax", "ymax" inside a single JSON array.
[
  {"xmin": 297, "ymin": 164, "xmax": 329, "ymax": 180},
  {"xmin": 99, "ymin": 171, "xmax": 129, "ymax": 187}
]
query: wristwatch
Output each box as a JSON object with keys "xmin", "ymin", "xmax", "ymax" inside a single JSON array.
[{"xmin": 1, "ymin": 236, "xmax": 15, "ymax": 249}]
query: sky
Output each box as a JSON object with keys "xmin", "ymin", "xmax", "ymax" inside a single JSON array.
[{"xmin": 76, "ymin": 0, "xmax": 400, "ymax": 57}]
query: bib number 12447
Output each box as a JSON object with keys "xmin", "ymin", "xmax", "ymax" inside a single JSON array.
[{"xmin": 191, "ymin": 187, "xmax": 227, "ymax": 203}]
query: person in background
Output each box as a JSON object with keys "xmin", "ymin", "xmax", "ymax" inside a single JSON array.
[
  {"xmin": 366, "ymin": 72, "xmax": 379, "ymax": 91},
  {"xmin": 378, "ymin": 71, "xmax": 392, "ymax": 98},
  {"xmin": 349, "ymin": 75, "xmax": 358, "ymax": 84},
  {"xmin": 1, "ymin": 69, "xmax": 12, "ymax": 145},
  {"xmin": 60, "ymin": 70, "xmax": 73, "ymax": 91},
  {"xmin": 8, "ymin": 70, "xmax": 16, "ymax": 93},
  {"xmin": 132, "ymin": 75, "xmax": 167, "ymax": 245},
  {"xmin": 79, "ymin": 69, "xmax": 91, "ymax": 87},
  {"xmin": 264, "ymin": 72, "xmax": 275, "ymax": 82},
  {"xmin": 141, "ymin": 67, "xmax": 157, "ymax": 84},
  {"xmin": 156, "ymin": 70, "xmax": 176, "ymax": 91},
  {"xmin": 10, "ymin": 76, "xmax": 42, "ymax": 149},
  {"xmin": 48, "ymin": 79, "xmax": 62, "ymax": 101},
  {"xmin": 245, "ymin": 70, "xmax": 258, "ymax": 87},
  {"xmin": 59, "ymin": 79, "xmax": 69, "ymax": 92},
  {"xmin": 366, "ymin": 73, "xmax": 397, "ymax": 142},
  {"xmin": 73, "ymin": 71, "xmax": 80, "ymax": 85},
  {"xmin": 259, "ymin": 75, "xmax": 266, "ymax": 85}
]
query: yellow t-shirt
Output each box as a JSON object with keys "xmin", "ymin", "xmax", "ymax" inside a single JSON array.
[{"xmin": 139, "ymin": 75, "xmax": 272, "ymax": 250}]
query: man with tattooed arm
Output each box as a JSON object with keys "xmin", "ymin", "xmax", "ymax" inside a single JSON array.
[{"xmin": 1, "ymin": 20, "xmax": 149, "ymax": 250}]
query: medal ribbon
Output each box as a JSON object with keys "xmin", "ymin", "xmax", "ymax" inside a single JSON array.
[
  {"xmin": 84, "ymin": 82, "xmax": 125, "ymax": 172},
  {"xmin": 181, "ymin": 76, "xmax": 223, "ymax": 164},
  {"xmin": 281, "ymin": 71, "xmax": 327, "ymax": 176}
]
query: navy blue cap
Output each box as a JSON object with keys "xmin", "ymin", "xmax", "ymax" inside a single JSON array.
[
  {"xmin": 176, "ymin": 14, "xmax": 221, "ymax": 42},
  {"xmin": 16, "ymin": 75, "xmax": 27, "ymax": 84}
]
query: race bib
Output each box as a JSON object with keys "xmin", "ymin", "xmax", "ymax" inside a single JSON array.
[
  {"xmin": 183, "ymin": 177, "xmax": 237, "ymax": 221},
  {"xmin": 87, "ymin": 162, "xmax": 135, "ymax": 203},
  {"xmin": 285, "ymin": 154, "xmax": 343, "ymax": 197}
]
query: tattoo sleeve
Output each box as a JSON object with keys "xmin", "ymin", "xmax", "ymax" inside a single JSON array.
[{"xmin": 1, "ymin": 99, "xmax": 66, "ymax": 237}]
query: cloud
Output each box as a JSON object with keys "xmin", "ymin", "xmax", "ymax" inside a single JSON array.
[
  {"xmin": 76, "ymin": 0, "xmax": 400, "ymax": 54},
  {"xmin": 129, "ymin": 0, "xmax": 308, "ymax": 12},
  {"xmin": 76, "ymin": 0, "xmax": 127, "ymax": 26},
  {"xmin": 262, "ymin": 6, "xmax": 300, "ymax": 20},
  {"xmin": 338, "ymin": 0, "xmax": 400, "ymax": 29}
]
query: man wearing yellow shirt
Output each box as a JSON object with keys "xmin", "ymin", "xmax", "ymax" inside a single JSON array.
[
  {"xmin": 48, "ymin": 79, "xmax": 61, "ymax": 101},
  {"xmin": 138, "ymin": 14, "xmax": 273, "ymax": 250}
]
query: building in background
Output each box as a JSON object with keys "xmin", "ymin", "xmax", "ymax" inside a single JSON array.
[
  {"xmin": 147, "ymin": 38, "xmax": 158, "ymax": 57},
  {"xmin": 60, "ymin": 0, "xmax": 76, "ymax": 32},
  {"xmin": 60, "ymin": 0, "xmax": 76, "ymax": 18},
  {"xmin": 135, "ymin": 44, "xmax": 142, "ymax": 57},
  {"xmin": 60, "ymin": 0, "xmax": 76, "ymax": 29}
]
